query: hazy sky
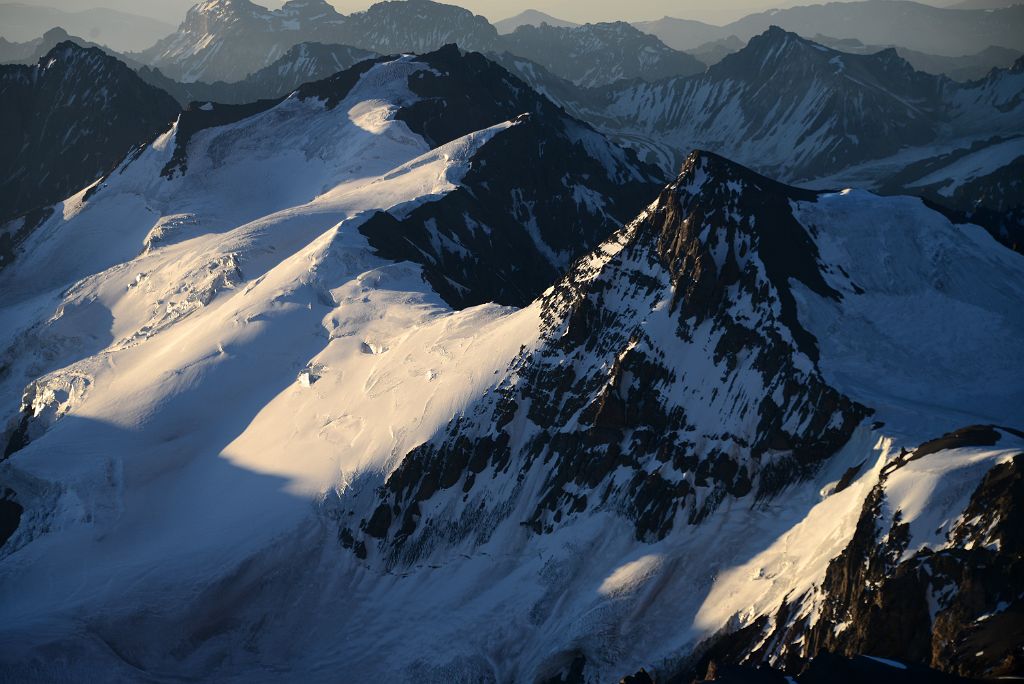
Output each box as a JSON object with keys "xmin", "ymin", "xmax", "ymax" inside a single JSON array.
[{"xmin": 11, "ymin": 0, "xmax": 957, "ymax": 26}]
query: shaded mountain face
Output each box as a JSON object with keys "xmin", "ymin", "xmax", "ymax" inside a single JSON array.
[
  {"xmin": 357, "ymin": 46, "xmax": 662, "ymax": 308},
  {"xmin": 631, "ymin": 16, "xmax": 726, "ymax": 52},
  {"xmin": 137, "ymin": 42, "xmax": 378, "ymax": 106},
  {"xmin": 507, "ymin": 27, "xmax": 1023, "ymax": 186},
  {"xmin": 0, "ymin": 42, "xmax": 179, "ymax": 240},
  {"xmin": 500, "ymin": 21, "xmax": 705, "ymax": 88},
  {"xmin": 685, "ymin": 35, "xmax": 746, "ymax": 67},
  {"xmin": 722, "ymin": 0, "xmax": 1024, "ymax": 57},
  {"xmin": 348, "ymin": 151, "xmax": 871, "ymax": 563}
]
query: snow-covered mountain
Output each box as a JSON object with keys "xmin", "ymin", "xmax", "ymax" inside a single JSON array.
[
  {"xmin": 506, "ymin": 28, "xmax": 1024, "ymax": 195},
  {"xmin": 1, "ymin": 36, "xmax": 1022, "ymax": 675},
  {"xmin": 140, "ymin": 0, "xmax": 349, "ymax": 82},
  {"xmin": 137, "ymin": 0, "xmax": 707, "ymax": 89},
  {"xmin": 506, "ymin": 27, "xmax": 945, "ymax": 178},
  {"xmin": 1, "ymin": 11, "xmax": 1023, "ymax": 683},
  {"xmin": 499, "ymin": 22, "xmax": 705, "ymax": 88},
  {"xmin": 138, "ymin": 41, "xmax": 378, "ymax": 106},
  {"xmin": 0, "ymin": 41, "xmax": 179, "ymax": 232}
]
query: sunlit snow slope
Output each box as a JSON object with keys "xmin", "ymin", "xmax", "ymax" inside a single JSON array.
[{"xmin": 0, "ymin": 51, "xmax": 1022, "ymax": 684}]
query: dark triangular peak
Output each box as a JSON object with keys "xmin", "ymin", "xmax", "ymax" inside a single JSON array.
[
  {"xmin": 393, "ymin": 43, "xmax": 565, "ymax": 147},
  {"xmin": 348, "ymin": 151, "xmax": 869, "ymax": 565},
  {"xmin": 0, "ymin": 41, "xmax": 180, "ymax": 226},
  {"xmin": 711, "ymin": 24, "xmax": 819, "ymax": 76},
  {"xmin": 712, "ymin": 25, "xmax": 940, "ymax": 94},
  {"xmin": 585, "ymin": 150, "xmax": 838, "ymax": 360}
]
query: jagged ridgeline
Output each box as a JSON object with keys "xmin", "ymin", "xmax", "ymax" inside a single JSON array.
[
  {"xmin": 350, "ymin": 151, "xmax": 869, "ymax": 563},
  {"xmin": 0, "ymin": 2, "xmax": 1022, "ymax": 682}
]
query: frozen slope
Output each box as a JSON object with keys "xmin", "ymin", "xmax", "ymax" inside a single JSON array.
[
  {"xmin": 0, "ymin": 54, "xmax": 551, "ymax": 678},
  {"xmin": 0, "ymin": 62, "xmax": 1021, "ymax": 683},
  {"xmin": 0, "ymin": 48, "xmax": 669, "ymax": 681}
]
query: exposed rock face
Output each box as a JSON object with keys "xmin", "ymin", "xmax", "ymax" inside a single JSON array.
[
  {"xmin": 0, "ymin": 42, "xmax": 179, "ymax": 233},
  {"xmin": 347, "ymin": 151, "xmax": 868, "ymax": 566},
  {"xmin": 358, "ymin": 46, "xmax": 662, "ymax": 308},
  {"xmin": 683, "ymin": 426, "xmax": 1024, "ymax": 681},
  {"xmin": 803, "ymin": 436, "xmax": 1024, "ymax": 679}
]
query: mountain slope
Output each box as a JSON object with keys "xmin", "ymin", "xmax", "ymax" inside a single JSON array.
[
  {"xmin": 137, "ymin": 0, "xmax": 705, "ymax": 89},
  {"xmin": 500, "ymin": 21, "xmax": 705, "ymax": 88},
  {"xmin": 341, "ymin": 153, "xmax": 1024, "ymax": 680},
  {"xmin": 352, "ymin": 151, "xmax": 871, "ymax": 561},
  {"xmin": 0, "ymin": 95, "xmax": 1021, "ymax": 682},
  {"xmin": 0, "ymin": 46, "xmax": 657, "ymax": 457},
  {"xmin": 504, "ymin": 26, "xmax": 1024, "ymax": 204},
  {"xmin": 543, "ymin": 27, "xmax": 949, "ymax": 180},
  {"xmin": 0, "ymin": 41, "xmax": 179, "ymax": 236}
]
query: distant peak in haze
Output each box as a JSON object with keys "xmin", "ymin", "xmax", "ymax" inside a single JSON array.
[{"xmin": 494, "ymin": 9, "xmax": 579, "ymax": 34}]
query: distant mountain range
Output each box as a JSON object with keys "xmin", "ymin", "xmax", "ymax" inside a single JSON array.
[
  {"xmin": 636, "ymin": 0, "xmax": 1024, "ymax": 56},
  {"xmin": 137, "ymin": 42, "xmax": 377, "ymax": 106},
  {"xmin": 506, "ymin": 28, "xmax": 1023, "ymax": 179},
  {"xmin": 498, "ymin": 21, "xmax": 704, "ymax": 87},
  {"xmin": 493, "ymin": 9, "xmax": 578, "ymax": 34},
  {"xmin": 138, "ymin": 0, "xmax": 701, "ymax": 87},
  {"xmin": 680, "ymin": 33, "xmax": 1023, "ymax": 81},
  {"xmin": 0, "ymin": 3, "xmax": 175, "ymax": 52}
]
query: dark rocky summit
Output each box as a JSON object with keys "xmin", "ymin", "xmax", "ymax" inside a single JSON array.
[
  {"xmin": 348, "ymin": 151, "xmax": 869, "ymax": 565},
  {"xmin": 0, "ymin": 42, "xmax": 180, "ymax": 226}
]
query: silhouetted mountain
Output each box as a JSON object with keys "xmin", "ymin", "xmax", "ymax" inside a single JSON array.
[
  {"xmin": 0, "ymin": 42, "xmax": 179, "ymax": 244},
  {"xmin": 493, "ymin": 9, "xmax": 578, "ymax": 34}
]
